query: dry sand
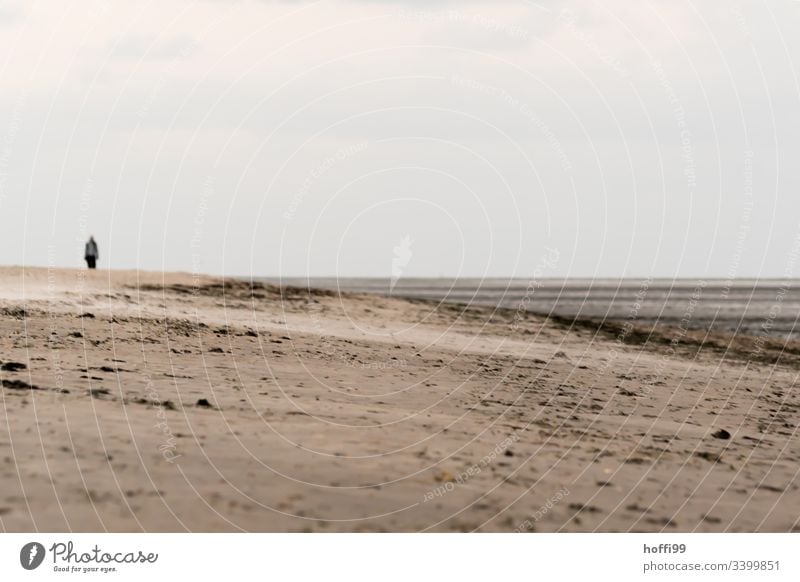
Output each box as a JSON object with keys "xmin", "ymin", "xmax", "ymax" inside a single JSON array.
[{"xmin": 1, "ymin": 266, "xmax": 799, "ymax": 532}]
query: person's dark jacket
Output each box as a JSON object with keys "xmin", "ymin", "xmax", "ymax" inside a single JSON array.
[{"xmin": 85, "ymin": 239, "xmax": 99, "ymax": 260}]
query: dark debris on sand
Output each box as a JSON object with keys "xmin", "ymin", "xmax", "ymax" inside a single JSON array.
[
  {"xmin": 132, "ymin": 279, "xmax": 338, "ymax": 302},
  {"xmin": 1, "ymin": 378, "xmax": 39, "ymax": 390},
  {"xmin": 1, "ymin": 361, "xmax": 27, "ymax": 372},
  {"xmin": 0, "ymin": 307, "xmax": 28, "ymax": 319}
]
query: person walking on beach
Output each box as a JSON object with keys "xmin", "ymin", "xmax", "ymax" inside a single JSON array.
[{"xmin": 84, "ymin": 236, "xmax": 99, "ymax": 269}]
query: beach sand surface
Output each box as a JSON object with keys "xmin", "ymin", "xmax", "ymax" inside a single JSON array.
[{"xmin": 1, "ymin": 267, "xmax": 799, "ymax": 532}]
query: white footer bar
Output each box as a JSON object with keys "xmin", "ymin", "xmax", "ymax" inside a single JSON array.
[{"xmin": 1, "ymin": 534, "xmax": 796, "ymax": 581}]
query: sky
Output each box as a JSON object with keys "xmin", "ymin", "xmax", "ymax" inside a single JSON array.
[{"xmin": 1, "ymin": 0, "xmax": 799, "ymax": 279}]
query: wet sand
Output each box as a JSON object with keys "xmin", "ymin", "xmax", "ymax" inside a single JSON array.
[{"xmin": 1, "ymin": 267, "xmax": 799, "ymax": 532}]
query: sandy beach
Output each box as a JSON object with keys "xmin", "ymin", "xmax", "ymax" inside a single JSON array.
[{"xmin": 1, "ymin": 266, "xmax": 799, "ymax": 532}]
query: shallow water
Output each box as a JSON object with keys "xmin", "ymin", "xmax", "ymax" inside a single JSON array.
[{"xmin": 257, "ymin": 277, "xmax": 800, "ymax": 340}]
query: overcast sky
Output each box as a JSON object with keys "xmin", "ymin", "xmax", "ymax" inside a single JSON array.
[{"xmin": 1, "ymin": 0, "xmax": 799, "ymax": 279}]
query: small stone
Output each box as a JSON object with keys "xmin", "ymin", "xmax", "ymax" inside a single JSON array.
[
  {"xmin": 711, "ymin": 429, "xmax": 731, "ymax": 440},
  {"xmin": 196, "ymin": 398, "xmax": 213, "ymax": 408}
]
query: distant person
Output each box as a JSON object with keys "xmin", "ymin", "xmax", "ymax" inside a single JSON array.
[{"xmin": 84, "ymin": 236, "xmax": 99, "ymax": 269}]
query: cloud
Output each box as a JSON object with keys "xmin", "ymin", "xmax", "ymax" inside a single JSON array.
[
  {"xmin": 0, "ymin": 0, "xmax": 24, "ymax": 27},
  {"xmin": 107, "ymin": 34, "xmax": 200, "ymax": 61}
]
